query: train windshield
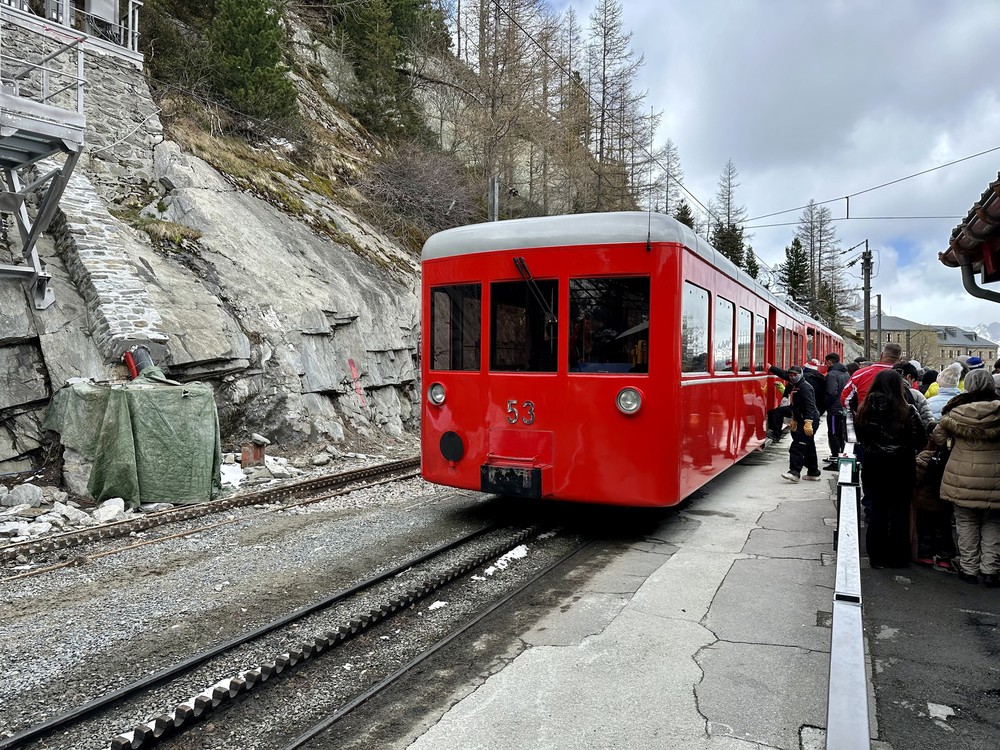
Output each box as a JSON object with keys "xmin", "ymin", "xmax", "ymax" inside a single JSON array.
[
  {"xmin": 490, "ymin": 280, "xmax": 559, "ymax": 372},
  {"xmin": 430, "ymin": 284, "xmax": 482, "ymax": 371},
  {"xmin": 569, "ymin": 277, "xmax": 650, "ymax": 374}
]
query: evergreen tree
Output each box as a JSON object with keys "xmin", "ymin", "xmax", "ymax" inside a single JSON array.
[
  {"xmin": 208, "ymin": 0, "xmax": 298, "ymax": 122},
  {"xmin": 711, "ymin": 222, "xmax": 744, "ymax": 267},
  {"xmin": 777, "ymin": 237, "xmax": 809, "ymax": 303},
  {"xmin": 341, "ymin": 0, "xmax": 431, "ymax": 138},
  {"xmin": 674, "ymin": 199, "xmax": 695, "ymax": 229},
  {"xmin": 709, "ymin": 159, "xmax": 748, "ymax": 267},
  {"xmin": 744, "ymin": 246, "xmax": 759, "ymax": 279}
]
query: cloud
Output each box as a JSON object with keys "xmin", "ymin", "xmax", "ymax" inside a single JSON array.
[{"xmin": 560, "ymin": 0, "xmax": 1000, "ymax": 326}]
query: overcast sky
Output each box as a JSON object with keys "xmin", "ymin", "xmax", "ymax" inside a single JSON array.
[{"xmin": 554, "ymin": 0, "xmax": 1000, "ymax": 329}]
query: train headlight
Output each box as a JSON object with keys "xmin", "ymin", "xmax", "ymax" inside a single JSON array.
[
  {"xmin": 616, "ymin": 387, "xmax": 642, "ymax": 415},
  {"xmin": 427, "ymin": 382, "xmax": 446, "ymax": 406}
]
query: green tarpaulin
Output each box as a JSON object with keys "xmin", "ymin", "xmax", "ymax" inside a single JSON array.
[{"xmin": 44, "ymin": 367, "xmax": 222, "ymax": 507}]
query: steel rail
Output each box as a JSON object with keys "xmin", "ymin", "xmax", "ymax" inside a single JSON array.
[
  {"xmin": 0, "ymin": 456, "xmax": 419, "ymax": 564},
  {"xmin": 108, "ymin": 526, "xmax": 545, "ymax": 749},
  {"xmin": 281, "ymin": 539, "xmax": 592, "ymax": 749},
  {"xmin": 0, "ymin": 518, "xmax": 506, "ymax": 750},
  {"xmin": 1, "ymin": 471, "xmax": 420, "ymax": 583}
]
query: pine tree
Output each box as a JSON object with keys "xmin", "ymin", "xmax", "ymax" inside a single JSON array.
[
  {"xmin": 208, "ymin": 0, "xmax": 297, "ymax": 122},
  {"xmin": 744, "ymin": 247, "xmax": 759, "ymax": 279},
  {"xmin": 777, "ymin": 237, "xmax": 809, "ymax": 303},
  {"xmin": 341, "ymin": 0, "xmax": 427, "ymax": 138},
  {"xmin": 709, "ymin": 159, "xmax": 748, "ymax": 267},
  {"xmin": 711, "ymin": 223, "xmax": 744, "ymax": 267},
  {"xmin": 674, "ymin": 200, "xmax": 695, "ymax": 229}
]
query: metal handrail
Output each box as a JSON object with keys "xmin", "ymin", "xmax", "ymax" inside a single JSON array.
[
  {"xmin": 0, "ymin": 0, "xmax": 142, "ymax": 53},
  {"xmin": 0, "ymin": 29, "xmax": 85, "ymax": 114},
  {"xmin": 825, "ymin": 414, "xmax": 871, "ymax": 749}
]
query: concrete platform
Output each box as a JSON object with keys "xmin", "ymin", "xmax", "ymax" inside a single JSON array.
[{"xmin": 406, "ymin": 442, "xmax": 853, "ymax": 750}]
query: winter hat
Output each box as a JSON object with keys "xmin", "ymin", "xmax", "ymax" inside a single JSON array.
[
  {"xmin": 908, "ymin": 359, "xmax": 922, "ymax": 373},
  {"xmin": 805, "ymin": 358, "xmax": 820, "ymax": 369},
  {"xmin": 937, "ymin": 363, "xmax": 962, "ymax": 389},
  {"xmin": 964, "ymin": 368, "xmax": 995, "ymax": 394},
  {"xmin": 966, "ymin": 356, "xmax": 985, "ymax": 370}
]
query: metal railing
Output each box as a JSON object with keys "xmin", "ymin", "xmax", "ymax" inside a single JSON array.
[
  {"xmin": 0, "ymin": 0, "xmax": 142, "ymax": 53},
  {"xmin": 825, "ymin": 416, "xmax": 871, "ymax": 749},
  {"xmin": 0, "ymin": 31, "xmax": 85, "ymax": 114}
]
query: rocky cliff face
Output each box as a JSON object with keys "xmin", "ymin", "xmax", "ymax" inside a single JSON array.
[{"xmin": 0, "ymin": 9, "xmax": 421, "ymax": 476}]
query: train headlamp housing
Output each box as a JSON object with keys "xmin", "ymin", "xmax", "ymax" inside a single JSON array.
[
  {"xmin": 427, "ymin": 382, "xmax": 446, "ymax": 406},
  {"xmin": 616, "ymin": 387, "xmax": 642, "ymax": 415}
]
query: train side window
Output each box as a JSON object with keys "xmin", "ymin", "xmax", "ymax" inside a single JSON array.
[
  {"xmin": 490, "ymin": 280, "xmax": 558, "ymax": 372},
  {"xmin": 569, "ymin": 277, "xmax": 650, "ymax": 374},
  {"xmin": 737, "ymin": 308, "xmax": 752, "ymax": 372},
  {"xmin": 430, "ymin": 284, "xmax": 481, "ymax": 371},
  {"xmin": 714, "ymin": 297, "xmax": 734, "ymax": 373},
  {"xmin": 754, "ymin": 315, "xmax": 766, "ymax": 372},
  {"xmin": 681, "ymin": 282, "xmax": 709, "ymax": 373},
  {"xmin": 777, "ymin": 325, "xmax": 786, "ymax": 367},
  {"xmin": 793, "ymin": 332, "xmax": 800, "ymax": 364}
]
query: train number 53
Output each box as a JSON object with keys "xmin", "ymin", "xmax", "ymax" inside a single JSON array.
[{"xmin": 506, "ymin": 399, "xmax": 536, "ymax": 425}]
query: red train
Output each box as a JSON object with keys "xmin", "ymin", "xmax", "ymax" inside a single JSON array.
[{"xmin": 420, "ymin": 212, "xmax": 843, "ymax": 507}]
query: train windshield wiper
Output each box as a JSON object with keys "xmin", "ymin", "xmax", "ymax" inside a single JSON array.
[{"xmin": 513, "ymin": 256, "xmax": 557, "ymax": 325}]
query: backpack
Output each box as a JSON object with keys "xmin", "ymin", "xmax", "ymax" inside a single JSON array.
[{"xmin": 803, "ymin": 369, "xmax": 827, "ymax": 415}]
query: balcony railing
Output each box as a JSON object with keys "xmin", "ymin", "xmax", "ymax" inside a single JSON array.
[{"xmin": 1, "ymin": 0, "xmax": 142, "ymax": 53}]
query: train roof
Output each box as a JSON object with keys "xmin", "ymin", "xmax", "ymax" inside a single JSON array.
[{"xmin": 422, "ymin": 212, "xmax": 839, "ymax": 337}]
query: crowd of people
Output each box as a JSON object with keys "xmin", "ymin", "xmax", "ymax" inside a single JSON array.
[{"xmin": 768, "ymin": 343, "xmax": 1000, "ymax": 587}]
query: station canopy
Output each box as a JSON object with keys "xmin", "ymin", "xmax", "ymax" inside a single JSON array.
[{"xmin": 940, "ymin": 172, "xmax": 1000, "ymax": 281}]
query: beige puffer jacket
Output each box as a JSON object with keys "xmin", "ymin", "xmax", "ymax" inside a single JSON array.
[{"xmin": 933, "ymin": 399, "xmax": 1000, "ymax": 509}]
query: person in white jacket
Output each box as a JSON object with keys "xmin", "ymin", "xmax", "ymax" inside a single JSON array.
[{"xmin": 927, "ymin": 364, "xmax": 963, "ymax": 422}]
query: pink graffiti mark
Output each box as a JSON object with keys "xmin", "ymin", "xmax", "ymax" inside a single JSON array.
[{"xmin": 348, "ymin": 358, "xmax": 367, "ymax": 407}]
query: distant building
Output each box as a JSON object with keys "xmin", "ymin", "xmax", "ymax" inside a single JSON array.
[
  {"xmin": 932, "ymin": 326, "xmax": 998, "ymax": 371},
  {"xmin": 854, "ymin": 316, "xmax": 997, "ymax": 370}
]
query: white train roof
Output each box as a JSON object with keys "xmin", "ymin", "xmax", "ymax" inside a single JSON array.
[{"xmin": 422, "ymin": 212, "xmax": 839, "ymax": 337}]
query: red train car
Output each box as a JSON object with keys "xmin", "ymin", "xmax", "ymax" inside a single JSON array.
[{"xmin": 420, "ymin": 212, "xmax": 842, "ymax": 507}]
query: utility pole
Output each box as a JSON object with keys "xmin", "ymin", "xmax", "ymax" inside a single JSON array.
[
  {"xmin": 861, "ymin": 240, "xmax": 872, "ymax": 360},
  {"xmin": 487, "ymin": 176, "xmax": 499, "ymax": 222}
]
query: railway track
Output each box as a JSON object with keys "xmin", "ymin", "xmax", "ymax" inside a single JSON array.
[
  {"xmin": 279, "ymin": 537, "xmax": 590, "ymax": 750},
  {"xmin": 0, "ymin": 457, "xmax": 420, "ymax": 576},
  {"xmin": 0, "ymin": 518, "xmax": 571, "ymax": 750}
]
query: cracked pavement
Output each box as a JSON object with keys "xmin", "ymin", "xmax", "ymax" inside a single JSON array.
[{"xmin": 402, "ymin": 447, "xmax": 842, "ymax": 750}]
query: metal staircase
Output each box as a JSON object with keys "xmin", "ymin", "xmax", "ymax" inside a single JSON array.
[{"xmin": 0, "ymin": 18, "xmax": 85, "ymax": 309}]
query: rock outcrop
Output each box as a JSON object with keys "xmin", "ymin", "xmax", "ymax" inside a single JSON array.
[{"xmin": 0, "ymin": 7, "xmax": 421, "ymax": 477}]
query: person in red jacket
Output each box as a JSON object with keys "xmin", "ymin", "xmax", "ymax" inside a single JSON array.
[{"xmin": 841, "ymin": 342, "xmax": 902, "ymax": 413}]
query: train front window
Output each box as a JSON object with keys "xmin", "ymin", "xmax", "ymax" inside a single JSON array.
[
  {"xmin": 681, "ymin": 282, "xmax": 709, "ymax": 373},
  {"xmin": 490, "ymin": 280, "xmax": 558, "ymax": 372},
  {"xmin": 569, "ymin": 277, "xmax": 650, "ymax": 374},
  {"xmin": 430, "ymin": 284, "xmax": 482, "ymax": 371}
]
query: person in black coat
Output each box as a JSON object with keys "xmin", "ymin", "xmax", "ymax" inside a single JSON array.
[
  {"xmin": 824, "ymin": 353, "xmax": 850, "ymax": 461},
  {"xmin": 855, "ymin": 369, "xmax": 926, "ymax": 567},
  {"xmin": 768, "ymin": 364, "xmax": 821, "ymax": 483}
]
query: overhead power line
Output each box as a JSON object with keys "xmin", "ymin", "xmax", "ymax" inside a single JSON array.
[
  {"xmin": 747, "ymin": 145, "xmax": 1000, "ymax": 222},
  {"xmin": 747, "ymin": 215, "xmax": 965, "ymax": 230}
]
